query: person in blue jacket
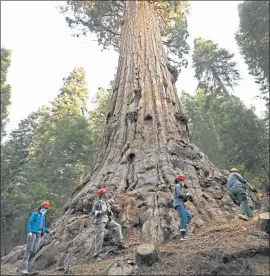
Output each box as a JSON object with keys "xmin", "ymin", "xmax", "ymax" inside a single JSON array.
[
  {"xmin": 173, "ymin": 174, "xmax": 192, "ymax": 241},
  {"xmin": 227, "ymin": 168, "xmax": 253, "ymax": 220},
  {"xmin": 20, "ymin": 201, "xmax": 52, "ymax": 275}
]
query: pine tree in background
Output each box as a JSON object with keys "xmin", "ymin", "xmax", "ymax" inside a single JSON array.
[
  {"xmin": 1, "ymin": 109, "xmax": 57, "ymax": 256},
  {"xmin": 235, "ymin": 1, "xmax": 269, "ymax": 107},
  {"xmin": 192, "ymin": 37, "xmax": 240, "ymax": 97},
  {"xmin": 0, "ymin": 68, "xmax": 112, "ymax": 256},
  {"xmin": 28, "ymin": 67, "xmax": 92, "ymax": 199},
  {"xmin": 181, "ymin": 88, "xmax": 269, "ymax": 190},
  {"xmin": 1, "ymin": 48, "xmax": 12, "ymax": 138},
  {"xmin": 88, "ymin": 88, "xmax": 111, "ymax": 164}
]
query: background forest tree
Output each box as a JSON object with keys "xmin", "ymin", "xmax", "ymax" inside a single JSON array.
[
  {"xmin": 1, "ymin": 48, "xmax": 12, "ymax": 139},
  {"xmin": 235, "ymin": 0, "xmax": 269, "ymax": 107},
  {"xmin": 0, "ymin": 68, "xmax": 111, "ymax": 256}
]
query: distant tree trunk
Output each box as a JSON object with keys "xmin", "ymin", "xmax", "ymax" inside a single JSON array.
[{"xmin": 23, "ymin": 1, "xmax": 251, "ymax": 269}]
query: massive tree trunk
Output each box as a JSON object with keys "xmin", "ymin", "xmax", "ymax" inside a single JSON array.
[{"xmin": 9, "ymin": 1, "xmax": 252, "ymax": 270}]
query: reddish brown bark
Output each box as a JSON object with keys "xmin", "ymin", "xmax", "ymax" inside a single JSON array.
[{"xmin": 7, "ymin": 1, "xmax": 249, "ymax": 269}]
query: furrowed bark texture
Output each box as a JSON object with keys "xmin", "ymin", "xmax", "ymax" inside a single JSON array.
[{"xmin": 2, "ymin": 1, "xmax": 257, "ymax": 270}]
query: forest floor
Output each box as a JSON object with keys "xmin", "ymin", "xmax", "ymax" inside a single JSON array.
[{"xmin": 1, "ymin": 212, "xmax": 269, "ymax": 275}]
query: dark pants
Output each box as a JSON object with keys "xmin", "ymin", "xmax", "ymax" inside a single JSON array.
[
  {"xmin": 175, "ymin": 203, "xmax": 192, "ymax": 231},
  {"xmin": 230, "ymin": 186, "xmax": 253, "ymax": 217}
]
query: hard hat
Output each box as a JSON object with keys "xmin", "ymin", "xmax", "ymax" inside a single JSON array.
[
  {"xmin": 97, "ymin": 188, "xmax": 107, "ymax": 197},
  {"xmin": 230, "ymin": 168, "xmax": 238, "ymax": 172},
  {"xmin": 41, "ymin": 201, "xmax": 51, "ymax": 209},
  {"xmin": 176, "ymin": 174, "xmax": 185, "ymax": 180}
]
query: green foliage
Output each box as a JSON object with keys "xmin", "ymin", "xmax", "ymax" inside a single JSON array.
[
  {"xmin": 1, "ymin": 68, "xmax": 111, "ymax": 256},
  {"xmin": 52, "ymin": 67, "xmax": 88, "ymax": 117},
  {"xmin": 59, "ymin": 0, "xmax": 190, "ymax": 72},
  {"xmin": 181, "ymin": 88, "xmax": 269, "ymax": 189},
  {"xmin": 235, "ymin": 1, "xmax": 269, "ymax": 105},
  {"xmin": 88, "ymin": 87, "xmax": 111, "ymax": 161},
  {"xmin": 1, "ymin": 48, "xmax": 12, "ymax": 138},
  {"xmin": 192, "ymin": 38, "xmax": 240, "ymax": 96},
  {"xmin": 28, "ymin": 68, "xmax": 92, "ymax": 200},
  {"xmin": 1, "ymin": 110, "xmax": 58, "ymax": 255}
]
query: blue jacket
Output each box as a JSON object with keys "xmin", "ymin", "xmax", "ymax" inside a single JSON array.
[
  {"xmin": 173, "ymin": 183, "xmax": 185, "ymax": 208},
  {"xmin": 27, "ymin": 211, "xmax": 50, "ymax": 234},
  {"xmin": 227, "ymin": 172, "xmax": 247, "ymax": 191}
]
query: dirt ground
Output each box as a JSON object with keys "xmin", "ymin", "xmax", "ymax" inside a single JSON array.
[{"xmin": 1, "ymin": 214, "xmax": 269, "ymax": 275}]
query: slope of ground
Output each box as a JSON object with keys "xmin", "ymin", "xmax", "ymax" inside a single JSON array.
[{"xmin": 1, "ymin": 213, "xmax": 269, "ymax": 275}]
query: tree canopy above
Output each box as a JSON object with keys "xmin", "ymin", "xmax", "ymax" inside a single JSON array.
[{"xmin": 60, "ymin": 0, "xmax": 190, "ymax": 71}]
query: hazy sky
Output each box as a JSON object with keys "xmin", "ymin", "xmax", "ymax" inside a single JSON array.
[{"xmin": 1, "ymin": 1, "xmax": 265, "ymax": 136}]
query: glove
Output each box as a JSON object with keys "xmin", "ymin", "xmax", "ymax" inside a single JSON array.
[
  {"xmin": 28, "ymin": 232, "xmax": 33, "ymax": 238},
  {"xmin": 95, "ymin": 211, "xmax": 101, "ymax": 216},
  {"xmin": 95, "ymin": 210, "xmax": 107, "ymax": 216}
]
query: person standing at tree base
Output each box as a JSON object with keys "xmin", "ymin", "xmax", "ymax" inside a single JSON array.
[
  {"xmin": 20, "ymin": 201, "xmax": 52, "ymax": 275},
  {"xmin": 173, "ymin": 174, "xmax": 193, "ymax": 241},
  {"xmin": 227, "ymin": 168, "xmax": 253, "ymax": 221},
  {"xmin": 92, "ymin": 188, "xmax": 128, "ymax": 260}
]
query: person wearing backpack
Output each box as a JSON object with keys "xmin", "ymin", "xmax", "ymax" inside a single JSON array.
[
  {"xmin": 92, "ymin": 188, "xmax": 128, "ymax": 260},
  {"xmin": 173, "ymin": 174, "xmax": 193, "ymax": 241},
  {"xmin": 20, "ymin": 201, "xmax": 52, "ymax": 275}
]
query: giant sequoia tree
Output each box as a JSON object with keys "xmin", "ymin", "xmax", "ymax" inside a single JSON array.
[{"xmin": 26, "ymin": 1, "xmax": 255, "ymax": 269}]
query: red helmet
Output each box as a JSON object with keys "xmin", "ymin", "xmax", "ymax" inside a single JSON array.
[
  {"xmin": 41, "ymin": 201, "xmax": 51, "ymax": 209},
  {"xmin": 176, "ymin": 174, "xmax": 185, "ymax": 180},
  {"xmin": 97, "ymin": 188, "xmax": 107, "ymax": 197}
]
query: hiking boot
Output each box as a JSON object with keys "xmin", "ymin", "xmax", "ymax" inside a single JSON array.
[
  {"xmin": 237, "ymin": 214, "xmax": 249, "ymax": 221},
  {"xmin": 117, "ymin": 242, "xmax": 128, "ymax": 250},
  {"xmin": 180, "ymin": 236, "xmax": 189, "ymax": 241},
  {"xmin": 93, "ymin": 253, "xmax": 102, "ymax": 261},
  {"xmin": 179, "ymin": 229, "xmax": 187, "ymax": 240},
  {"xmin": 20, "ymin": 269, "xmax": 29, "ymax": 275}
]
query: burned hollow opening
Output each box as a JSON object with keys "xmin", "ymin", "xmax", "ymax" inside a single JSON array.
[
  {"xmin": 128, "ymin": 153, "xmax": 135, "ymax": 162},
  {"xmin": 144, "ymin": 114, "xmax": 153, "ymax": 121}
]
